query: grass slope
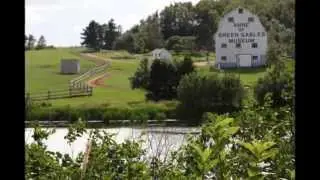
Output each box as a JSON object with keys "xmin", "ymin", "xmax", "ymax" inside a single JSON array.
[
  {"xmin": 51, "ymin": 57, "xmax": 146, "ymax": 107},
  {"xmin": 25, "ymin": 48, "xmax": 96, "ymax": 93}
]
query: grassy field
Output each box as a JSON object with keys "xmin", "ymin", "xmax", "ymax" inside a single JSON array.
[
  {"xmin": 196, "ymin": 66, "xmax": 267, "ymax": 86},
  {"xmin": 25, "ymin": 48, "xmax": 96, "ymax": 93},
  {"xmin": 92, "ymin": 50, "xmax": 215, "ymax": 62},
  {"xmin": 26, "ymin": 48, "xmax": 290, "ymax": 108},
  {"xmin": 51, "ymin": 57, "xmax": 146, "ymax": 107}
]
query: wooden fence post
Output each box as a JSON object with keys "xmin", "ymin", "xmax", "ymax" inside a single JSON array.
[
  {"xmin": 26, "ymin": 93, "xmax": 30, "ymax": 109},
  {"xmin": 69, "ymin": 86, "xmax": 72, "ymax": 97},
  {"xmin": 27, "ymin": 93, "xmax": 30, "ymax": 102},
  {"xmin": 86, "ymin": 85, "xmax": 88, "ymax": 96}
]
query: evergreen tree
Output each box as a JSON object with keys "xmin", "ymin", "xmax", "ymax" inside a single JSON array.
[
  {"xmin": 129, "ymin": 58, "xmax": 150, "ymax": 89},
  {"xmin": 27, "ymin": 34, "xmax": 36, "ymax": 50},
  {"xmin": 25, "ymin": 35, "xmax": 28, "ymax": 50},
  {"xmin": 103, "ymin": 19, "xmax": 121, "ymax": 50},
  {"xmin": 35, "ymin": 35, "xmax": 46, "ymax": 50},
  {"xmin": 81, "ymin": 20, "xmax": 101, "ymax": 51},
  {"xmin": 146, "ymin": 60, "xmax": 178, "ymax": 101}
]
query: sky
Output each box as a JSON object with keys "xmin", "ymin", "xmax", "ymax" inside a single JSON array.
[{"xmin": 26, "ymin": 0, "xmax": 200, "ymax": 47}]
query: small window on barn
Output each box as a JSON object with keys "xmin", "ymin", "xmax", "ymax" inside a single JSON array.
[
  {"xmin": 236, "ymin": 43, "xmax": 241, "ymax": 48},
  {"xmin": 252, "ymin": 43, "xmax": 258, "ymax": 48},
  {"xmin": 252, "ymin": 56, "xmax": 258, "ymax": 61},
  {"xmin": 221, "ymin": 56, "xmax": 227, "ymax": 61},
  {"xmin": 238, "ymin": 8, "xmax": 243, "ymax": 14},
  {"xmin": 228, "ymin": 17, "xmax": 234, "ymax": 22},
  {"xmin": 248, "ymin": 17, "xmax": 254, "ymax": 22},
  {"xmin": 221, "ymin": 43, "xmax": 227, "ymax": 48}
]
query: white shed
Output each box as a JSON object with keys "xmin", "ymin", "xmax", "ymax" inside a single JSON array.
[
  {"xmin": 214, "ymin": 7, "xmax": 267, "ymax": 69},
  {"xmin": 60, "ymin": 59, "xmax": 80, "ymax": 74},
  {"xmin": 151, "ymin": 48, "xmax": 172, "ymax": 61}
]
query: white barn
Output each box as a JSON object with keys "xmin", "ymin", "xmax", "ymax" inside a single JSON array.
[
  {"xmin": 215, "ymin": 7, "xmax": 267, "ymax": 69},
  {"xmin": 151, "ymin": 48, "xmax": 172, "ymax": 61}
]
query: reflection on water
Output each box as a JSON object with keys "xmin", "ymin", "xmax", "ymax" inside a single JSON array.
[{"xmin": 25, "ymin": 127, "xmax": 200, "ymax": 159}]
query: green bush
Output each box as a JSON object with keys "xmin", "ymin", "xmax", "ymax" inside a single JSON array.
[
  {"xmin": 165, "ymin": 36, "xmax": 196, "ymax": 52},
  {"xmin": 26, "ymin": 102, "xmax": 295, "ymax": 179},
  {"xmin": 176, "ymin": 56, "xmax": 195, "ymax": 77},
  {"xmin": 254, "ymin": 62, "xmax": 294, "ymax": 107},
  {"xmin": 102, "ymin": 108, "xmax": 130, "ymax": 120},
  {"xmin": 146, "ymin": 59, "xmax": 179, "ymax": 101},
  {"xmin": 26, "ymin": 104, "xmax": 178, "ymax": 125},
  {"xmin": 154, "ymin": 112, "xmax": 166, "ymax": 120},
  {"xmin": 177, "ymin": 72, "xmax": 245, "ymax": 122},
  {"xmin": 69, "ymin": 108, "xmax": 84, "ymax": 122},
  {"xmin": 129, "ymin": 110, "xmax": 149, "ymax": 122},
  {"xmin": 129, "ymin": 58, "xmax": 150, "ymax": 89}
]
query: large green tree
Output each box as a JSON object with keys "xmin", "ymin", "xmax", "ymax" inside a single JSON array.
[
  {"xmin": 27, "ymin": 34, "xmax": 36, "ymax": 50},
  {"xmin": 160, "ymin": 2, "xmax": 196, "ymax": 40},
  {"xmin": 25, "ymin": 35, "xmax": 28, "ymax": 50},
  {"xmin": 194, "ymin": 0, "xmax": 226, "ymax": 51},
  {"xmin": 146, "ymin": 59, "xmax": 178, "ymax": 101},
  {"xmin": 103, "ymin": 19, "xmax": 121, "ymax": 50},
  {"xmin": 35, "ymin": 35, "xmax": 46, "ymax": 50},
  {"xmin": 114, "ymin": 32, "xmax": 135, "ymax": 52},
  {"xmin": 142, "ymin": 12, "xmax": 164, "ymax": 51},
  {"xmin": 81, "ymin": 20, "xmax": 102, "ymax": 51},
  {"xmin": 129, "ymin": 58, "xmax": 150, "ymax": 89},
  {"xmin": 108, "ymin": 0, "xmax": 295, "ymax": 55}
]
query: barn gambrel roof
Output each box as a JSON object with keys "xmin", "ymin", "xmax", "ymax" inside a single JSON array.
[{"xmin": 216, "ymin": 7, "xmax": 266, "ymax": 35}]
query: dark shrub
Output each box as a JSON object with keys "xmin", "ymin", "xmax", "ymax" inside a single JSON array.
[
  {"xmin": 129, "ymin": 58, "xmax": 150, "ymax": 89},
  {"xmin": 176, "ymin": 56, "xmax": 195, "ymax": 78},
  {"xmin": 165, "ymin": 36, "xmax": 196, "ymax": 52},
  {"xmin": 146, "ymin": 59, "xmax": 179, "ymax": 101},
  {"xmin": 254, "ymin": 62, "xmax": 294, "ymax": 107},
  {"xmin": 154, "ymin": 112, "xmax": 166, "ymax": 120},
  {"xmin": 102, "ymin": 108, "xmax": 130, "ymax": 120},
  {"xmin": 177, "ymin": 72, "xmax": 245, "ymax": 123}
]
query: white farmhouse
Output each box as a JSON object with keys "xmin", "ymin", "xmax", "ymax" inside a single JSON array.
[
  {"xmin": 151, "ymin": 48, "xmax": 172, "ymax": 61},
  {"xmin": 215, "ymin": 7, "xmax": 267, "ymax": 68}
]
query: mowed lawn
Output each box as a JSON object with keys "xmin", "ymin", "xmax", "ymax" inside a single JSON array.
[
  {"xmin": 25, "ymin": 48, "xmax": 96, "ymax": 93},
  {"xmin": 196, "ymin": 66, "xmax": 267, "ymax": 86},
  {"xmin": 50, "ymin": 57, "xmax": 146, "ymax": 107},
  {"xmin": 27, "ymin": 49, "xmax": 292, "ymax": 107}
]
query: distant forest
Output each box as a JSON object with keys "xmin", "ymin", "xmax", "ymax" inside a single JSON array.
[{"xmin": 80, "ymin": 0, "xmax": 294, "ymax": 55}]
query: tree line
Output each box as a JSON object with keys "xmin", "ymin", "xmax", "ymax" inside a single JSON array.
[
  {"xmin": 25, "ymin": 34, "xmax": 53, "ymax": 50},
  {"xmin": 80, "ymin": 19, "xmax": 122, "ymax": 51},
  {"xmin": 81, "ymin": 0, "xmax": 294, "ymax": 55}
]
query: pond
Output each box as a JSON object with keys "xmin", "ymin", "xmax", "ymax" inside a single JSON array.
[{"xmin": 25, "ymin": 127, "xmax": 200, "ymax": 159}]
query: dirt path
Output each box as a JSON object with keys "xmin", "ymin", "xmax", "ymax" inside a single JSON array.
[
  {"xmin": 87, "ymin": 73, "xmax": 110, "ymax": 88},
  {"xmin": 80, "ymin": 53, "xmax": 111, "ymax": 66},
  {"xmin": 79, "ymin": 53, "xmax": 112, "ymax": 88}
]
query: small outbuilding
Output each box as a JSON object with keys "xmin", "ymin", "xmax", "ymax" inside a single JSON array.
[
  {"xmin": 151, "ymin": 48, "xmax": 172, "ymax": 61},
  {"xmin": 60, "ymin": 59, "xmax": 80, "ymax": 74}
]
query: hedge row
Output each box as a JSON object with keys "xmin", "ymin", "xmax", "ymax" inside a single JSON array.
[{"xmin": 26, "ymin": 105, "xmax": 177, "ymax": 123}]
